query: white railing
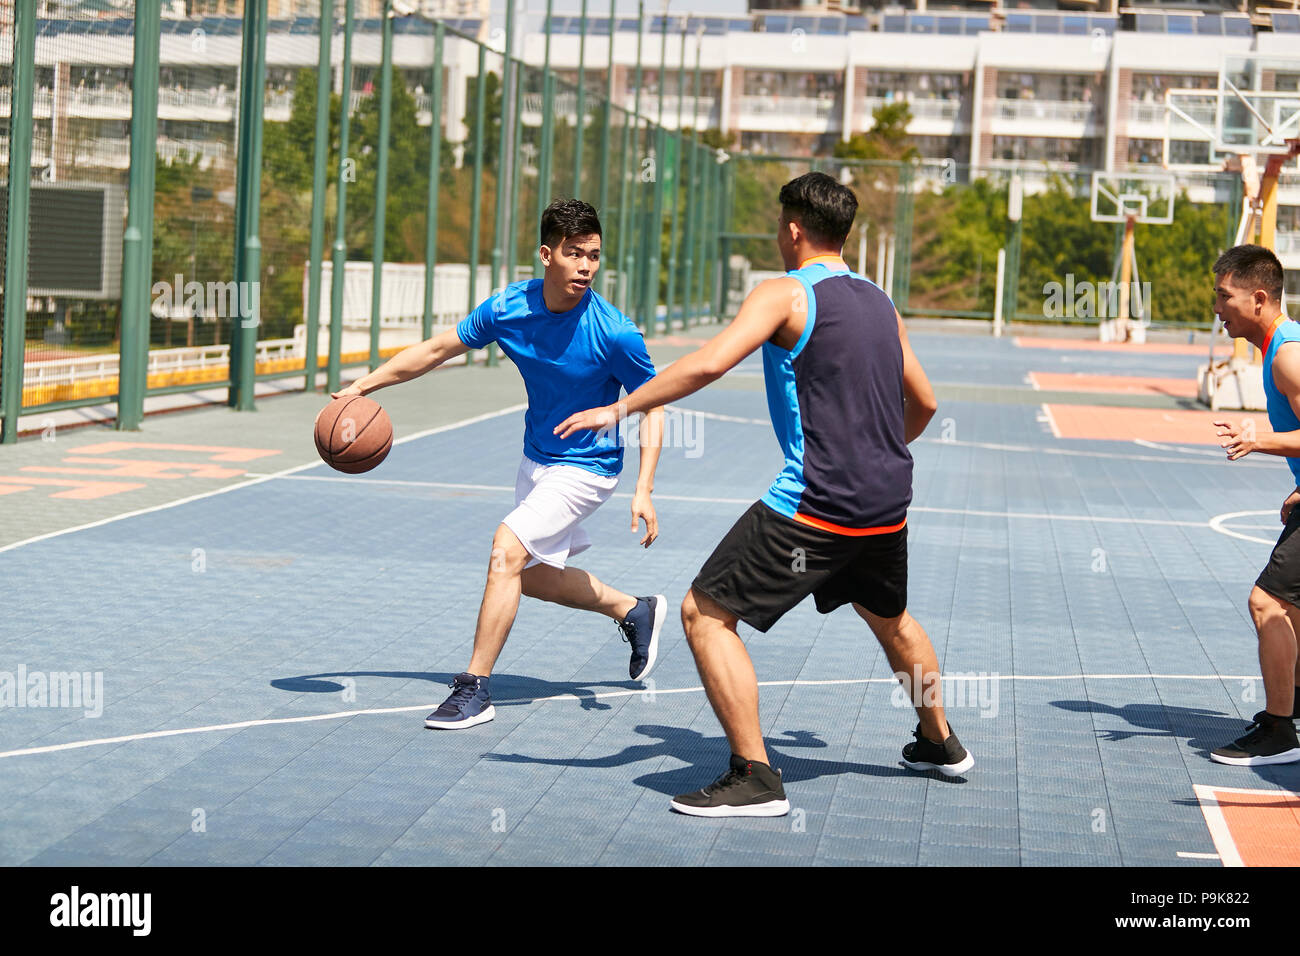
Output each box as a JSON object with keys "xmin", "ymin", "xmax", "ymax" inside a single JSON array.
[
  {"xmin": 738, "ymin": 95, "xmax": 837, "ymax": 119},
  {"xmin": 310, "ymin": 261, "xmax": 541, "ymax": 330},
  {"xmin": 994, "ymin": 98, "xmax": 1096, "ymax": 124},
  {"xmin": 860, "ymin": 95, "xmax": 961, "ymax": 121},
  {"xmin": 1129, "ymin": 100, "xmax": 1216, "ymax": 125},
  {"xmin": 74, "ymin": 137, "xmax": 131, "ymax": 165},
  {"xmin": 158, "ymin": 88, "xmax": 235, "ymax": 111},
  {"xmin": 1276, "ymin": 231, "xmax": 1300, "ymax": 254},
  {"xmin": 67, "ymin": 87, "xmax": 134, "ymax": 111},
  {"xmin": 22, "ymin": 339, "xmax": 303, "ymax": 389},
  {"xmin": 157, "ymin": 139, "xmax": 228, "ymax": 162}
]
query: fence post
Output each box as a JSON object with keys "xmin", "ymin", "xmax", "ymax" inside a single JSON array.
[
  {"xmin": 115, "ymin": 0, "xmax": 159, "ymax": 432},
  {"xmin": 421, "ymin": 21, "xmax": 444, "ymax": 342},
  {"xmin": 369, "ymin": 0, "xmax": 394, "ymax": 370},
  {"xmin": 0, "ymin": 0, "xmax": 38, "ymax": 443},
  {"xmin": 327, "ymin": 0, "xmax": 355, "ymax": 394},
  {"xmin": 229, "ymin": 0, "xmax": 268, "ymax": 411},
  {"xmin": 304, "ymin": 0, "xmax": 335, "ymax": 393}
]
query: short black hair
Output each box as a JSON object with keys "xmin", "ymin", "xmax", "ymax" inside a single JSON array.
[
  {"xmin": 1214, "ymin": 244, "xmax": 1284, "ymax": 303},
  {"xmin": 778, "ymin": 172, "xmax": 858, "ymax": 247},
  {"xmin": 540, "ymin": 198, "xmax": 602, "ymax": 249}
]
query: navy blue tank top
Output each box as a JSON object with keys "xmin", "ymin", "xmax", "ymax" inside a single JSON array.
[{"xmin": 759, "ymin": 259, "xmax": 913, "ymax": 533}]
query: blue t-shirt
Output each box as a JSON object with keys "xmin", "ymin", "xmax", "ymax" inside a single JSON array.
[{"xmin": 456, "ymin": 280, "xmax": 657, "ymax": 476}]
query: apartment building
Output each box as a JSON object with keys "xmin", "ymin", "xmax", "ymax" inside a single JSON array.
[{"xmin": 8, "ymin": 4, "xmax": 1300, "ymax": 261}]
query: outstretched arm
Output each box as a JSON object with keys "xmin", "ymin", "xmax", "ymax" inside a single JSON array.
[
  {"xmin": 630, "ymin": 406, "xmax": 664, "ymax": 547},
  {"xmin": 898, "ymin": 310, "xmax": 938, "ymax": 443},
  {"xmin": 554, "ymin": 278, "xmax": 796, "ymax": 438},
  {"xmin": 332, "ymin": 328, "xmax": 470, "ymax": 398}
]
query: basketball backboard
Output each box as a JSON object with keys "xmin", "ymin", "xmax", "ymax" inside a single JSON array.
[
  {"xmin": 1090, "ymin": 171, "xmax": 1175, "ymax": 224},
  {"xmin": 1166, "ymin": 53, "xmax": 1300, "ymax": 162}
]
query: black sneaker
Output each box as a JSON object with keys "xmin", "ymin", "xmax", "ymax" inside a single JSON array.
[
  {"xmin": 424, "ymin": 673, "xmax": 495, "ymax": 729},
  {"xmin": 670, "ymin": 754, "xmax": 791, "ymax": 817},
  {"xmin": 1211, "ymin": 711, "xmax": 1300, "ymax": 766},
  {"xmin": 617, "ymin": 594, "xmax": 666, "ymax": 681},
  {"xmin": 901, "ymin": 723, "xmax": 975, "ymax": 776}
]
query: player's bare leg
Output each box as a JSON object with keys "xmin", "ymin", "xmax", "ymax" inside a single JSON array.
[
  {"xmin": 1250, "ymin": 586, "xmax": 1298, "ymax": 718},
  {"xmin": 465, "ymin": 523, "xmax": 532, "ymax": 677},
  {"xmin": 521, "ymin": 564, "xmax": 636, "ymax": 621},
  {"xmin": 854, "ymin": 604, "xmax": 950, "ymax": 743},
  {"xmin": 680, "ymin": 588, "xmax": 769, "ymax": 764}
]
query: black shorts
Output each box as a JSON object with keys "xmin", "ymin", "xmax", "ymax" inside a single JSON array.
[
  {"xmin": 1256, "ymin": 506, "xmax": 1300, "ymax": 608},
  {"xmin": 691, "ymin": 500, "xmax": 908, "ymax": 633}
]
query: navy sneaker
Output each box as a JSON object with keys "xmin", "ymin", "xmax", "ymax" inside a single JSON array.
[
  {"xmin": 901, "ymin": 723, "xmax": 975, "ymax": 776},
  {"xmin": 424, "ymin": 673, "xmax": 495, "ymax": 730},
  {"xmin": 618, "ymin": 594, "xmax": 666, "ymax": 681}
]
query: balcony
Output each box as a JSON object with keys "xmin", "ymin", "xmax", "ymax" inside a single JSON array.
[
  {"xmin": 990, "ymin": 98, "xmax": 1101, "ymax": 138},
  {"xmin": 0, "ymin": 88, "xmax": 54, "ymax": 117},
  {"xmin": 737, "ymin": 94, "xmax": 839, "ymax": 133},
  {"xmin": 66, "ymin": 87, "xmax": 134, "ymax": 117},
  {"xmin": 860, "ymin": 95, "xmax": 965, "ymax": 135}
]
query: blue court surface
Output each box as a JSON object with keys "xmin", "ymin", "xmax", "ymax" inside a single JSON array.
[{"xmin": 2, "ymin": 328, "xmax": 1298, "ymax": 867}]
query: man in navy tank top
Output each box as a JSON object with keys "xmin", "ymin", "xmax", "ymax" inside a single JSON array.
[
  {"xmin": 1212, "ymin": 244, "xmax": 1300, "ymax": 766},
  {"xmin": 557, "ymin": 172, "xmax": 974, "ymax": 816}
]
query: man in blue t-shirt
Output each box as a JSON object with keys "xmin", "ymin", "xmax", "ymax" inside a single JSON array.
[{"xmin": 333, "ymin": 199, "xmax": 667, "ymax": 729}]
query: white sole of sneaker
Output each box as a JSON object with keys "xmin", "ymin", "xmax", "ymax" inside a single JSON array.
[
  {"xmin": 901, "ymin": 752, "xmax": 975, "ymax": 776},
  {"xmin": 1210, "ymin": 746, "xmax": 1300, "ymax": 766},
  {"xmin": 630, "ymin": 594, "xmax": 666, "ymax": 682},
  {"xmin": 424, "ymin": 704, "xmax": 496, "ymax": 730},
  {"xmin": 668, "ymin": 798, "xmax": 792, "ymax": 817}
]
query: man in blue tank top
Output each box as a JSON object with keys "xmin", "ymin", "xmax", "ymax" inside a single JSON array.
[
  {"xmin": 557, "ymin": 172, "xmax": 972, "ymax": 816},
  {"xmin": 1211, "ymin": 244, "xmax": 1300, "ymax": 766},
  {"xmin": 333, "ymin": 200, "xmax": 669, "ymax": 730}
]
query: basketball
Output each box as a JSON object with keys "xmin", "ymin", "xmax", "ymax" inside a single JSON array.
[{"xmin": 314, "ymin": 395, "xmax": 393, "ymax": 474}]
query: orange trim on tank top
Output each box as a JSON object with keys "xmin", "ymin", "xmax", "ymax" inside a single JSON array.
[
  {"xmin": 798, "ymin": 254, "xmax": 848, "ymax": 270},
  {"xmin": 1263, "ymin": 314, "xmax": 1290, "ymax": 356},
  {"xmin": 792, "ymin": 512, "xmax": 907, "ymax": 537}
]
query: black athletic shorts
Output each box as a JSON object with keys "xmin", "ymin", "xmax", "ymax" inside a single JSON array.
[
  {"xmin": 1256, "ymin": 505, "xmax": 1300, "ymax": 608},
  {"xmin": 691, "ymin": 500, "xmax": 908, "ymax": 633}
]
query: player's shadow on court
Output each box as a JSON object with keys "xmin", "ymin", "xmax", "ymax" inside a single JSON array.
[
  {"xmin": 270, "ymin": 670, "xmax": 639, "ymax": 712},
  {"xmin": 1052, "ymin": 699, "xmax": 1266, "ymax": 756},
  {"xmin": 482, "ymin": 724, "xmax": 967, "ymax": 792}
]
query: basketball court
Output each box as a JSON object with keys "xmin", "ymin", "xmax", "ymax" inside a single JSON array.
[{"xmin": 2, "ymin": 327, "xmax": 1297, "ymax": 866}]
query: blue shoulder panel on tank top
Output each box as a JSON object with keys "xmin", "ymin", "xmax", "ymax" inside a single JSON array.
[{"xmin": 1264, "ymin": 317, "xmax": 1300, "ymax": 485}]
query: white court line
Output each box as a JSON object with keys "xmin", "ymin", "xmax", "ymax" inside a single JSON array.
[
  {"xmin": 1207, "ymin": 510, "xmax": 1277, "ymax": 546},
  {"xmin": 232, "ymin": 475, "xmax": 1226, "ymax": 531},
  {"xmin": 1176, "ymin": 852, "xmax": 1222, "ymax": 860},
  {"xmin": 0, "ymin": 404, "xmax": 528, "ymax": 555},
  {"xmin": 0, "ymin": 673, "xmax": 1261, "ymax": 761},
  {"xmin": 1039, "ymin": 402, "xmax": 1063, "ymax": 439},
  {"xmin": 1192, "ymin": 784, "xmax": 1247, "ymax": 868},
  {"xmin": 669, "ymin": 404, "xmax": 1270, "ymax": 467},
  {"xmin": 1135, "ymin": 438, "xmax": 1228, "ymax": 459}
]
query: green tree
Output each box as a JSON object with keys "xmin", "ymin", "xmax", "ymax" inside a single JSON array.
[{"xmin": 834, "ymin": 102, "xmax": 918, "ymax": 163}]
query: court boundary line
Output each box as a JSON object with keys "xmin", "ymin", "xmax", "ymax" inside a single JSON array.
[
  {"xmin": 667, "ymin": 404, "xmax": 1271, "ymax": 468},
  {"xmin": 0, "ymin": 403, "xmax": 528, "ymax": 555},
  {"xmin": 232, "ymin": 475, "xmax": 1230, "ymax": 531},
  {"xmin": 1192, "ymin": 783, "xmax": 1248, "ymax": 868},
  {"xmin": 0, "ymin": 673, "xmax": 1264, "ymax": 761}
]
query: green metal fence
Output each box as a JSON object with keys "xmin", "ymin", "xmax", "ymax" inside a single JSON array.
[
  {"xmin": 0, "ymin": 2, "xmax": 725, "ymax": 444},
  {"xmin": 721, "ymin": 154, "xmax": 1240, "ymax": 330}
]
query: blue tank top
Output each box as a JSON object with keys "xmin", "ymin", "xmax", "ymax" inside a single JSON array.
[
  {"xmin": 759, "ymin": 259, "xmax": 913, "ymax": 533},
  {"xmin": 1263, "ymin": 315, "xmax": 1300, "ymax": 485}
]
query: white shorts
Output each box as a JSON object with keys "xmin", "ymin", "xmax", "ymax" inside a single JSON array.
[{"xmin": 501, "ymin": 456, "xmax": 620, "ymax": 570}]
